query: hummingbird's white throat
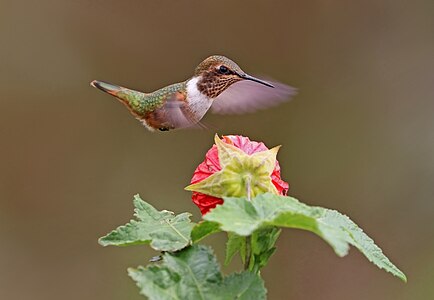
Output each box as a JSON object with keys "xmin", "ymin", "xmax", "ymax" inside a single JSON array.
[{"xmin": 186, "ymin": 76, "xmax": 213, "ymax": 120}]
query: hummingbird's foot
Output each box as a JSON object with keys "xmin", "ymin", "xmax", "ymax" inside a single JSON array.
[{"xmin": 158, "ymin": 127, "xmax": 170, "ymax": 132}]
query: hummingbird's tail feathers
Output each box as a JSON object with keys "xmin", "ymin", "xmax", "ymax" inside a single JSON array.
[
  {"xmin": 90, "ymin": 80, "xmax": 123, "ymax": 96},
  {"xmin": 91, "ymin": 80, "xmax": 151, "ymax": 117}
]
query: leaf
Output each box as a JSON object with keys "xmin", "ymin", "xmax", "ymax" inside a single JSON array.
[
  {"xmin": 99, "ymin": 195, "xmax": 194, "ymax": 252},
  {"xmin": 225, "ymin": 232, "xmax": 246, "ymax": 265},
  {"xmin": 204, "ymin": 194, "xmax": 350, "ymax": 255},
  {"xmin": 204, "ymin": 193, "xmax": 407, "ymax": 282},
  {"xmin": 317, "ymin": 209, "xmax": 407, "ymax": 282},
  {"xmin": 250, "ymin": 227, "xmax": 281, "ymax": 271},
  {"xmin": 191, "ymin": 221, "xmax": 221, "ymax": 243},
  {"xmin": 220, "ymin": 272, "xmax": 267, "ymax": 300},
  {"xmin": 128, "ymin": 245, "xmax": 266, "ymax": 300}
]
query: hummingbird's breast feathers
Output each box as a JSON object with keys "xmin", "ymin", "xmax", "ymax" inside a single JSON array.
[{"xmin": 186, "ymin": 76, "xmax": 213, "ymax": 120}]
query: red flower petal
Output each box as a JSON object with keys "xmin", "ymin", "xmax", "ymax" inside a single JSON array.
[{"xmin": 190, "ymin": 135, "xmax": 289, "ymax": 215}]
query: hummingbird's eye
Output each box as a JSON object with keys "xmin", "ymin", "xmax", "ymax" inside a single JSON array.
[{"xmin": 218, "ymin": 65, "xmax": 230, "ymax": 74}]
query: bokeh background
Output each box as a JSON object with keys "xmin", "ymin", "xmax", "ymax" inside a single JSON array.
[{"xmin": 1, "ymin": 1, "xmax": 433, "ymax": 299}]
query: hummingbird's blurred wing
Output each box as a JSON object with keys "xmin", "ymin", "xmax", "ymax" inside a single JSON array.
[
  {"xmin": 210, "ymin": 79, "xmax": 296, "ymax": 114},
  {"xmin": 161, "ymin": 93, "xmax": 206, "ymax": 130}
]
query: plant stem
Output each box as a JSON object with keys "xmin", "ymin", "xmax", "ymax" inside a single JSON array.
[
  {"xmin": 244, "ymin": 176, "xmax": 252, "ymax": 271},
  {"xmin": 244, "ymin": 236, "xmax": 251, "ymax": 270}
]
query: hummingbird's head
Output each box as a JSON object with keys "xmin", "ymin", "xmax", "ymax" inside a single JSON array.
[{"xmin": 193, "ymin": 55, "xmax": 274, "ymax": 98}]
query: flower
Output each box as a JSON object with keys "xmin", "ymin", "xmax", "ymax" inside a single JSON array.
[{"xmin": 186, "ymin": 135, "xmax": 289, "ymax": 215}]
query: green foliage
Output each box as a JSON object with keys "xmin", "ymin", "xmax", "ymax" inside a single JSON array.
[
  {"xmin": 225, "ymin": 232, "xmax": 246, "ymax": 265},
  {"xmin": 221, "ymin": 271, "xmax": 267, "ymax": 300},
  {"xmin": 202, "ymin": 193, "xmax": 407, "ymax": 282},
  {"xmin": 224, "ymin": 228, "xmax": 281, "ymax": 273},
  {"xmin": 128, "ymin": 245, "xmax": 266, "ymax": 300},
  {"xmin": 250, "ymin": 227, "xmax": 281, "ymax": 272},
  {"xmin": 99, "ymin": 195, "xmax": 194, "ymax": 252},
  {"xmin": 191, "ymin": 221, "xmax": 221, "ymax": 243},
  {"xmin": 99, "ymin": 194, "xmax": 406, "ymax": 299}
]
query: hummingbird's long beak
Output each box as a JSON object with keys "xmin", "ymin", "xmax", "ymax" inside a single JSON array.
[{"xmin": 239, "ymin": 74, "xmax": 274, "ymax": 88}]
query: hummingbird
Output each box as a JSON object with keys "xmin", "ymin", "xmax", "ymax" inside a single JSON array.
[{"xmin": 91, "ymin": 55, "xmax": 296, "ymax": 132}]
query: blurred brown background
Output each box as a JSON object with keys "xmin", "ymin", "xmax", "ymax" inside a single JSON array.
[{"xmin": 1, "ymin": 1, "xmax": 433, "ymax": 299}]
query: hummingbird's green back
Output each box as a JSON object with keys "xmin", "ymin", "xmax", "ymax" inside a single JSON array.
[{"xmin": 115, "ymin": 81, "xmax": 187, "ymax": 115}]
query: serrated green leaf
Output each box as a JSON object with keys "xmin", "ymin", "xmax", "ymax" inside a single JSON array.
[
  {"xmin": 204, "ymin": 194, "xmax": 351, "ymax": 256},
  {"xmin": 99, "ymin": 195, "xmax": 194, "ymax": 252},
  {"xmin": 225, "ymin": 232, "xmax": 246, "ymax": 265},
  {"xmin": 250, "ymin": 227, "xmax": 281, "ymax": 271},
  {"xmin": 191, "ymin": 221, "xmax": 221, "ymax": 243},
  {"xmin": 220, "ymin": 272, "xmax": 267, "ymax": 300},
  {"xmin": 317, "ymin": 209, "xmax": 407, "ymax": 282},
  {"xmin": 128, "ymin": 245, "xmax": 266, "ymax": 300},
  {"xmin": 204, "ymin": 193, "xmax": 406, "ymax": 281}
]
